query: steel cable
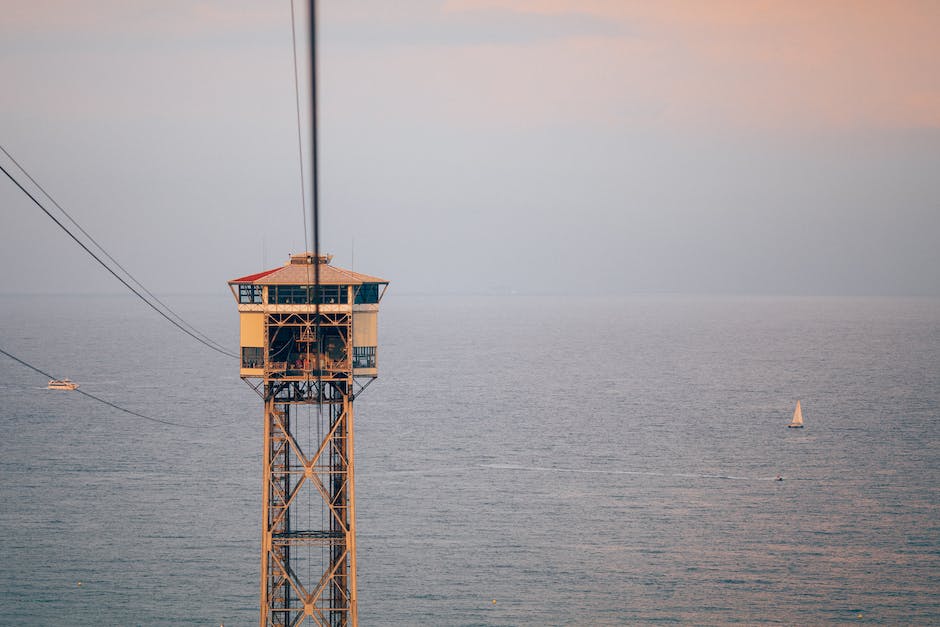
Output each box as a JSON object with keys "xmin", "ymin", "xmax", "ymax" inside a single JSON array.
[
  {"xmin": 0, "ymin": 346, "xmax": 195, "ymax": 428},
  {"xmin": 0, "ymin": 144, "xmax": 234, "ymax": 357},
  {"xmin": 0, "ymin": 159, "xmax": 238, "ymax": 359}
]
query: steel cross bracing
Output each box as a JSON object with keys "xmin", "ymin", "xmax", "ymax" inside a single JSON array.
[{"xmin": 259, "ymin": 311, "xmax": 358, "ymax": 626}]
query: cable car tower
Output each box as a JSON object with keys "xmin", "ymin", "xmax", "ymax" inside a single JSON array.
[
  {"xmin": 230, "ymin": 254, "xmax": 388, "ymax": 625},
  {"xmin": 229, "ymin": 1, "xmax": 388, "ymax": 621}
]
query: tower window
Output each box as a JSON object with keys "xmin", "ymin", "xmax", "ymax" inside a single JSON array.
[
  {"xmin": 242, "ymin": 347, "xmax": 263, "ymax": 368},
  {"xmin": 354, "ymin": 283, "xmax": 379, "ymax": 304},
  {"xmin": 239, "ymin": 284, "xmax": 263, "ymax": 304},
  {"xmin": 353, "ymin": 346, "xmax": 376, "ymax": 369},
  {"xmin": 267, "ymin": 285, "xmax": 348, "ymax": 304}
]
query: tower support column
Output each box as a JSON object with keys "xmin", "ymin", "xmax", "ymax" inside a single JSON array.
[{"xmin": 258, "ymin": 350, "xmax": 357, "ymax": 622}]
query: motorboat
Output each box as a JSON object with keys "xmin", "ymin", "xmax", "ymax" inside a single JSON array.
[{"xmin": 48, "ymin": 379, "xmax": 78, "ymax": 390}]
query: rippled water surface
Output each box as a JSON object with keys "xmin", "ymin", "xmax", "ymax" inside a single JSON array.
[{"xmin": 1, "ymin": 293, "xmax": 938, "ymax": 624}]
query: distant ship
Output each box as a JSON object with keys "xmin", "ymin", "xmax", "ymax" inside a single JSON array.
[
  {"xmin": 48, "ymin": 379, "xmax": 78, "ymax": 390},
  {"xmin": 788, "ymin": 400, "xmax": 804, "ymax": 428}
]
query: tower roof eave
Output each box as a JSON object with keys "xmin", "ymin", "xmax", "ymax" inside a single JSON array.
[{"xmin": 229, "ymin": 258, "xmax": 387, "ymax": 286}]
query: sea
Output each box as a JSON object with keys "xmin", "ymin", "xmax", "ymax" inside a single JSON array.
[{"xmin": 0, "ymin": 292, "xmax": 938, "ymax": 625}]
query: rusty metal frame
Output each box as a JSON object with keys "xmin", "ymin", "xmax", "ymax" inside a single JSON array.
[{"xmin": 257, "ymin": 308, "xmax": 358, "ymax": 626}]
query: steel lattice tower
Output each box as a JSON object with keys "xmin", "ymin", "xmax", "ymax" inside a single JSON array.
[{"xmin": 230, "ymin": 253, "xmax": 387, "ymax": 626}]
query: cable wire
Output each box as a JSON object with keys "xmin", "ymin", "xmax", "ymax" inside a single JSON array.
[
  {"xmin": 309, "ymin": 0, "xmax": 322, "ymax": 402},
  {"xmin": 0, "ymin": 346, "xmax": 194, "ymax": 428},
  {"xmin": 292, "ymin": 0, "xmax": 316, "ymax": 406},
  {"xmin": 0, "ymin": 159, "xmax": 238, "ymax": 360},
  {"xmin": 309, "ymin": 0, "xmax": 326, "ymax": 581},
  {"xmin": 310, "ymin": 0, "xmax": 320, "ymax": 274},
  {"xmin": 0, "ymin": 144, "xmax": 234, "ymax": 357},
  {"xmin": 289, "ymin": 0, "xmax": 311, "ymax": 257}
]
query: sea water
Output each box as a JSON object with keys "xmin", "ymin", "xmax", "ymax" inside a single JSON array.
[{"xmin": 0, "ymin": 293, "xmax": 938, "ymax": 625}]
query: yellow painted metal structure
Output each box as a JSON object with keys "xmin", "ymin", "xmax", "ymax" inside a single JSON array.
[{"xmin": 230, "ymin": 252, "xmax": 387, "ymax": 626}]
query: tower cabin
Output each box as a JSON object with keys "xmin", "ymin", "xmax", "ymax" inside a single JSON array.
[{"xmin": 228, "ymin": 252, "xmax": 388, "ymax": 379}]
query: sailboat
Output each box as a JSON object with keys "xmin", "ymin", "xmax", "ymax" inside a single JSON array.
[{"xmin": 788, "ymin": 400, "xmax": 804, "ymax": 428}]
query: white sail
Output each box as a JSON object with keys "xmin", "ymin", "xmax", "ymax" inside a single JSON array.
[{"xmin": 789, "ymin": 400, "xmax": 804, "ymax": 427}]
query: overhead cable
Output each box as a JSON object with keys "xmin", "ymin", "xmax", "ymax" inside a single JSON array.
[
  {"xmin": 310, "ymin": 0, "xmax": 323, "ymax": 399},
  {"xmin": 0, "ymin": 144, "xmax": 234, "ymax": 357},
  {"xmin": 290, "ymin": 0, "xmax": 310, "ymax": 256},
  {"xmin": 0, "ymin": 346, "xmax": 194, "ymax": 428},
  {"xmin": 292, "ymin": 0, "xmax": 316, "ymax": 391},
  {"xmin": 0, "ymin": 152, "xmax": 238, "ymax": 359},
  {"xmin": 309, "ymin": 0, "xmax": 320, "ymax": 271}
]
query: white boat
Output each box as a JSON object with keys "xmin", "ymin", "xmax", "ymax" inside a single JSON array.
[
  {"xmin": 788, "ymin": 400, "xmax": 804, "ymax": 428},
  {"xmin": 48, "ymin": 378, "xmax": 78, "ymax": 390}
]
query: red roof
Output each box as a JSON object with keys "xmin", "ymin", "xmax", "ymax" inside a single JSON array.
[{"xmin": 229, "ymin": 267, "xmax": 280, "ymax": 283}]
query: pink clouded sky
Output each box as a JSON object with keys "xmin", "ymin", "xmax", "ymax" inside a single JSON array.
[
  {"xmin": 424, "ymin": 0, "xmax": 940, "ymax": 131},
  {"xmin": 1, "ymin": 1, "xmax": 938, "ymax": 295}
]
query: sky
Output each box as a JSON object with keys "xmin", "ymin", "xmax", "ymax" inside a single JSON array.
[{"xmin": 1, "ymin": 0, "xmax": 939, "ymax": 296}]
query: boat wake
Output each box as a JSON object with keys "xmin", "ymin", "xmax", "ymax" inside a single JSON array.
[{"xmin": 481, "ymin": 463, "xmax": 783, "ymax": 482}]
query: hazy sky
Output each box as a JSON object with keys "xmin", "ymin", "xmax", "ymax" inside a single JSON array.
[{"xmin": 2, "ymin": 0, "xmax": 939, "ymax": 296}]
